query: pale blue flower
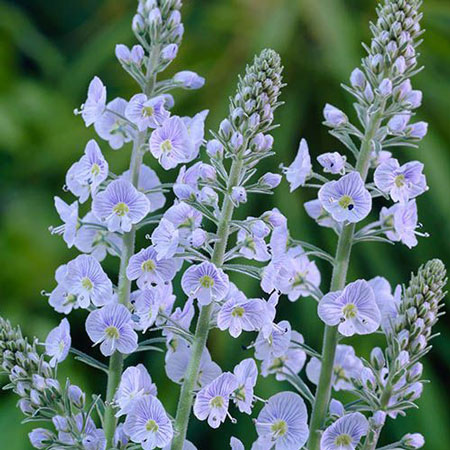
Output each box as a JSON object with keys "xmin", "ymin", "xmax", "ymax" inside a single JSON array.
[
  {"xmin": 75, "ymin": 212, "xmax": 123, "ymax": 261},
  {"xmin": 402, "ymin": 433, "xmax": 425, "ymax": 449},
  {"xmin": 125, "ymin": 94, "xmax": 169, "ymax": 131},
  {"xmin": 81, "ymin": 76, "xmax": 106, "ymax": 126},
  {"xmin": 317, "ymin": 152, "xmax": 346, "ymax": 175},
  {"xmin": 115, "ymin": 364, "xmax": 157, "ymax": 417},
  {"xmin": 64, "ymin": 254, "xmax": 113, "ymax": 308},
  {"xmin": 255, "ymin": 320, "xmax": 291, "ymax": 361},
  {"xmin": 282, "ymin": 139, "xmax": 311, "ymax": 192},
  {"xmin": 124, "ymin": 396, "xmax": 173, "ymax": 450},
  {"xmin": 149, "ymin": 116, "xmax": 194, "ymax": 169},
  {"xmin": 92, "ymin": 179, "xmax": 150, "ymax": 232},
  {"xmin": 122, "ymin": 164, "xmax": 166, "ymax": 212},
  {"xmin": 374, "ymin": 158, "xmax": 427, "ymax": 203},
  {"xmin": 65, "ymin": 139, "xmax": 109, "ymax": 202},
  {"xmin": 318, "ymin": 172, "xmax": 372, "ymax": 223},
  {"xmin": 85, "ymin": 303, "xmax": 138, "ymax": 356},
  {"xmin": 182, "ymin": 110, "xmax": 208, "ymax": 161},
  {"xmin": 231, "ymin": 186, "xmax": 247, "ymax": 205},
  {"xmin": 237, "ymin": 228, "xmax": 270, "ymax": 262},
  {"xmin": 45, "ymin": 318, "xmax": 71, "ymax": 367},
  {"xmin": 115, "ymin": 44, "xmax": 144, "ymax": 65},
  {"xmin": 217, "ymin": 290, "xmax": 265, "ymax": 337},
  {"xmin": 304, "ymin": 199, "xmax": 341, "ymax": 231},
  {"xmin": 58, "ymin": 413, "xmax": 105, "ymax": 450},
  {"xmin": 306, "ymin": 344, "xmax": 363, "ymax": 391},
  {"xmin": 318, "ymin": 280, "xmax": 381, "ymax": 336},
  {"xmin": 94, "ymin": 97, "xmax": 133, "ymax": 150},
  {"xmin": 165, "ymin": 340, "xmax": 221, "ymax": 388},
  {"xmin": 29, "ymin": 428, "xmax": 54, "ymax": 449},
  {"xmin": 320, "ymin": 412, "xmax": 368, "ymax": 450},
  {"xmin": 193, "ymin": 372, "xmax": 238, "ymax": 428},
  {"xmin": 161, "ymin": 43, "xmax": 178, "ymax": 61},
  {"xmin": 230, "ymin": 437, "xmax": 245, "ymax": 450},
  {"xmin": 232, "ymin": 358, "xmax": 258, "ymax": 414},
  {"xmin": 261, "ymin": 331, "xmax": 306, "ymax": 381},
  {"xmin": 408, "ymin": 121, "xmax": 428, "ymax": 139},
  {"xmin": 51, "ymin": 197, "xmax": 79, "ymax": 247},
  {"xmin": 368, "ymin": 277, "xmax": 401, "ymax": 332},
  {"xmin": 133, "ymin": 288, "xmax": 162, "ymax": 332},
  {"xmin": 255, "ymin": 392, "xmax": 309, "ymax": 450},
  {"xmin": 388, "ymin": 113, "xmax": 410, "ymax": 133},
  {"xmin": 182, "ymin": 262, "xmax": 229, "ymax": 305},
  {"xmin": 127, "ymin": 246, "xmax": 178, "ymax": 288},
  {"xmin": 274, "ymin": 253, "xmax": 321, "ymax": 301},
  {"xmin": 174, "ymin": 71, "xmax": 205, "ymax": 89},
  {"xmin": 151, "ymin": 218, "xmax": 180, "ymax": 259}
]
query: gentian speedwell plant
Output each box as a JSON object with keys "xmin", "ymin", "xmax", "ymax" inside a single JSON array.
[{"xmin": 0, "ymin": 0, "xmax": 447, "ymax": 449}]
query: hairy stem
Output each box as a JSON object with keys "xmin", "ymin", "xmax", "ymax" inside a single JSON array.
[
  {"xmin": 171, "ymin": 157, "xmax": 244, "ymax": 450},
  {"xmin": 307, "ymin": 108, "xmax": 384, "ymax": 449}
]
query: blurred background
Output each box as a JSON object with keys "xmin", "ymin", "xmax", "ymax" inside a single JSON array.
[{"xmin": 0, "ymin": 0, "xmax": 449, "ymax": 448}]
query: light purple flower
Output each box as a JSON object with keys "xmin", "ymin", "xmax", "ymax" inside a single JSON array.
[
  {"xmin": 161, "ymin": 43, "xmax": 178, "ymax": 61},
  {"xmin": 323, "ymin": 104, "xmax": 347, "ymax": 127},
  {"xmin": 122, "ymin": 164, "xmax": 166, "ymax": 212},
  {"xmin": 182, "ymin": 110, "xmax": 208, "ymax": 161},
  {"xmin": 318, "ymin": 280, "xmax": 381, "ymax": 336},
  {"xmin": 237, "ymin": 228, "xmax": 270, "ymax": 262},
  {"xmin": 127, "ymin": 246, "xmax": 178, "ymax": 288},
  {"xmin": 318, "ymin": 172, "xmax": 372, "ymax": 223},
  {"xmin": 151, "ymin": 218, "xmax": 180, "ymax": 259},
  {"xmin": 261, "ymin": 172, "xmax": 282, "ymax": 188},
  {"xmin": 133, "ymin": 288, "xmax": 162, "ymax": 332},
  {"xmin": 66, "ymin": 140, "xmax": 109, "ymax": 203},
  {"xmin": 255, "ymin": 392, "xmax": 309, "ymax": 450},
  {"xmin": 64, "ymin": 254, "xmax": 113, "ymax": 307},
  {"xmin": 274, "ymin": 254, "xmax": 321, "ymax": 301},
  {"xmin": 261, "ymin": 331, "xmax": 306, "ymax": 381},
  {"xmin": 86, "ymin": 303, "xmax": 138, "ymax": 356},
  {"xmin": 306, "ymin": 344, "xmax": 363, "ymax": 391},
  {"xmin": 317, "ymin": 152, "xmax": 346, "ymax": 175},
  {"xmin": 115, "ymin": 44, "xmax": 144, "ymax": 64},
  {"xmin": 350, "ymin": 68, "xmax": 366, "ymax": 89},
  {"xmin": 231, "ymin": 186, "xmax": 247, "ymax": 205},
  {"xmin": 149, "ymin": 116, "xmax": 194, "ymax": 170},
  {"xmin": 75, "ymin": 212, "xmax": 123, "ymax": 261},
  {"xmin": 174, "ymin": 71, "xmax": 205, "ymax": 90},
  {"xmin": 374, "ymin": 158, "xmax": 427, "ymax": 203},
  {"xmin": 94, "ymin": 97, "xmax": 133, "ymax": 150},
  {"xmin": 282, "ymin": 138, "xmax": 312, "ymax": 192},
  {"xmin": 182, "ymin": 262, "xmax": 229, "ymax": 305},
  {"xmin": 380, "ymin": 200, "xmax": 419, "ymax": 248},
  {"xmin": 368, "ymin": 277, "xmax": 400, "ymax": 332},
  {"xmin": 164, "ymin": 202, "xmax": 202, "ymax": 237},
  {"xmin": 45, "ymin": 318, "xmax": 71, "ymax": 367},
  {"xmin": 124, "ymin": 396, "xmax": 173, "ymax": 450},
  {"xmin": 48, "ymin": 265, "xmax": 80, "ymax": 314},
  {"xmin": 92, "ymin": 179, "xmax": 150, "ymax": 232},
  {"xmin": 320, "ymin": 412, "xmax": 368, "ymax": 450},
  {"xmin": 304, "ymin": 199, "xmax": 341, "ymax": 230},
  {"xmin": 165, "ymin": 340, "xmax": 221, "ymax": 388},
  {"xmin": 217, "ymin": 291, "xmax": 265, "ymax": 337},
  {"xmin": 255, "ymin": 320, "xmax": 291, "ymax": 361},
  {"xmin": 125, "ymin": 94, "xmax": 169, "ymax": 131},
  {"xmin": 81, "ymin": 76, "xmax": 106, "ymax": 126},
  {"xmin": 115, "ymin": 364, "xmax": 157, "ymax": 417},
  {"xmin": 232, "ymin": 358, "xmax": 257, "ymax": 414},
  {"xmin": 51, "ymin": 197, "xmax": 79, "ymax": 247},
  {"xmin": 193, "ymin": 372, "xmax": 238, "ymax": 428}
]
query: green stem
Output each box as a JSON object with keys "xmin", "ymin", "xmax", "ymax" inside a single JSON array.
[
  {"xmin": 171, "ymin": 158, "xmax": 244, "ymax": 450},
  {"xmin": 103, "ymin": 133, "xmax": 145, "ymax": 448},
  {"xmin": 307, "ymin": 107, "xmax": 384, "ymax": 450}
]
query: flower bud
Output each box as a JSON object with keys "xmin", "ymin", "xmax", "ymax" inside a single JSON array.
[
  {"xmin": 173, "ymin": 71, "xmax": 205, "ymax": 90},
  {"xmin": 388, "ymin": 113, "xmax": 410, "ymax": 133},
  {"xmin": 350, "ymin": 68, "xmax": 366, "ymax": 89},
  {"xmin": 260, "ymin": 173, "xmax": 282, "ymax": 188},
  {"xmin": 393, "ymin": 56, "xmax": 406, "ymax": 74},
  {"xmin": 407, "ymin": 362, "xmax": 423, "ymax": 382},
  {"xmin": 378, "ymin": 78, "xmax": 392, "ymax": 96},
  {"xmin": 219, "ymin": 119, "xmax": 232, "ymax": 140},
  {"xmin": 230, "ymin": 131, "xmax": 244, "ymax": 151},
  {"xmin": 262, "ymin": 208, "xmax": 287, "ymax": 228},
  {"xmin": 52, "ymin": 415, "xmax": 69, "ymax": 432},
  {"xmin": 161, "ymin": 44, "xmax": 178, "ymax": 61},
  {"xmin": 323, "ymin": 104, "xmax": 347, "ymax": 127},
  {"xmin": 206, "ymin": 139, "xmax": 223, "ymax": 158},
  {"xmin": 360, "ymin": 367, "xmax": 376, "ymax": 389},
  {"xmin": 371, "ymin": 411, "xmax": 386, "ymax": 427},
  {"xmin": 231, "ymin": 107, "xmax": 245, "ymax": 127},
  {"xmin": 29, "ymin": 428, "xmax": 54, "ymax": 449},
  {"xmin": 370, "ymin": 347, "xmax": 385, "ymax": 370},
  {"xmin": 231, "ymin": 186, "xmax": 247, "ymax": 205},
  {"xmin": 199, "ymin": 164, "xmax": 216, "ymax": 181},
  {"xmin": 115, "ymin": 44, "xmax": 131, "ymax": 63},
  {"xmin": 407, "ymin": 122, "xmax": 428, "ymax": 139},
  {"xmin": 402, "ymin": 433, "xmax": 425, "ymax": 449},
  {"xmin": 190, "ymin": 229, "xmax": 207, "ymax": 248},
  {"xmin": 329, "ymin": 399, "xmax": 344, "ymax": 417},
  {"xmin": 405, "ymin": 90, "xmax": 422, "ymax": 109},
  {"xmin": 68, "ymin": 384, "xmax": 85, "ymax": 408}
]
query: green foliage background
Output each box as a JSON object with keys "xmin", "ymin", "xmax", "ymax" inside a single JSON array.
[{"xmin": 0, "ymin": 0, "xmax": 449, "ymax": 448}]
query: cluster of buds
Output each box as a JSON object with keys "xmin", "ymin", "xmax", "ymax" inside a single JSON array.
[
  {"xmin": 216, "ymin": 49, "xmax": 284, "ymax": 160},
  {"xmin": 0, "ymin": 317, "xmax": 92, "ymax": 449},
  {"xmin": 354, "ymin": 259, "xmax": 447, "ymax": 418}
]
